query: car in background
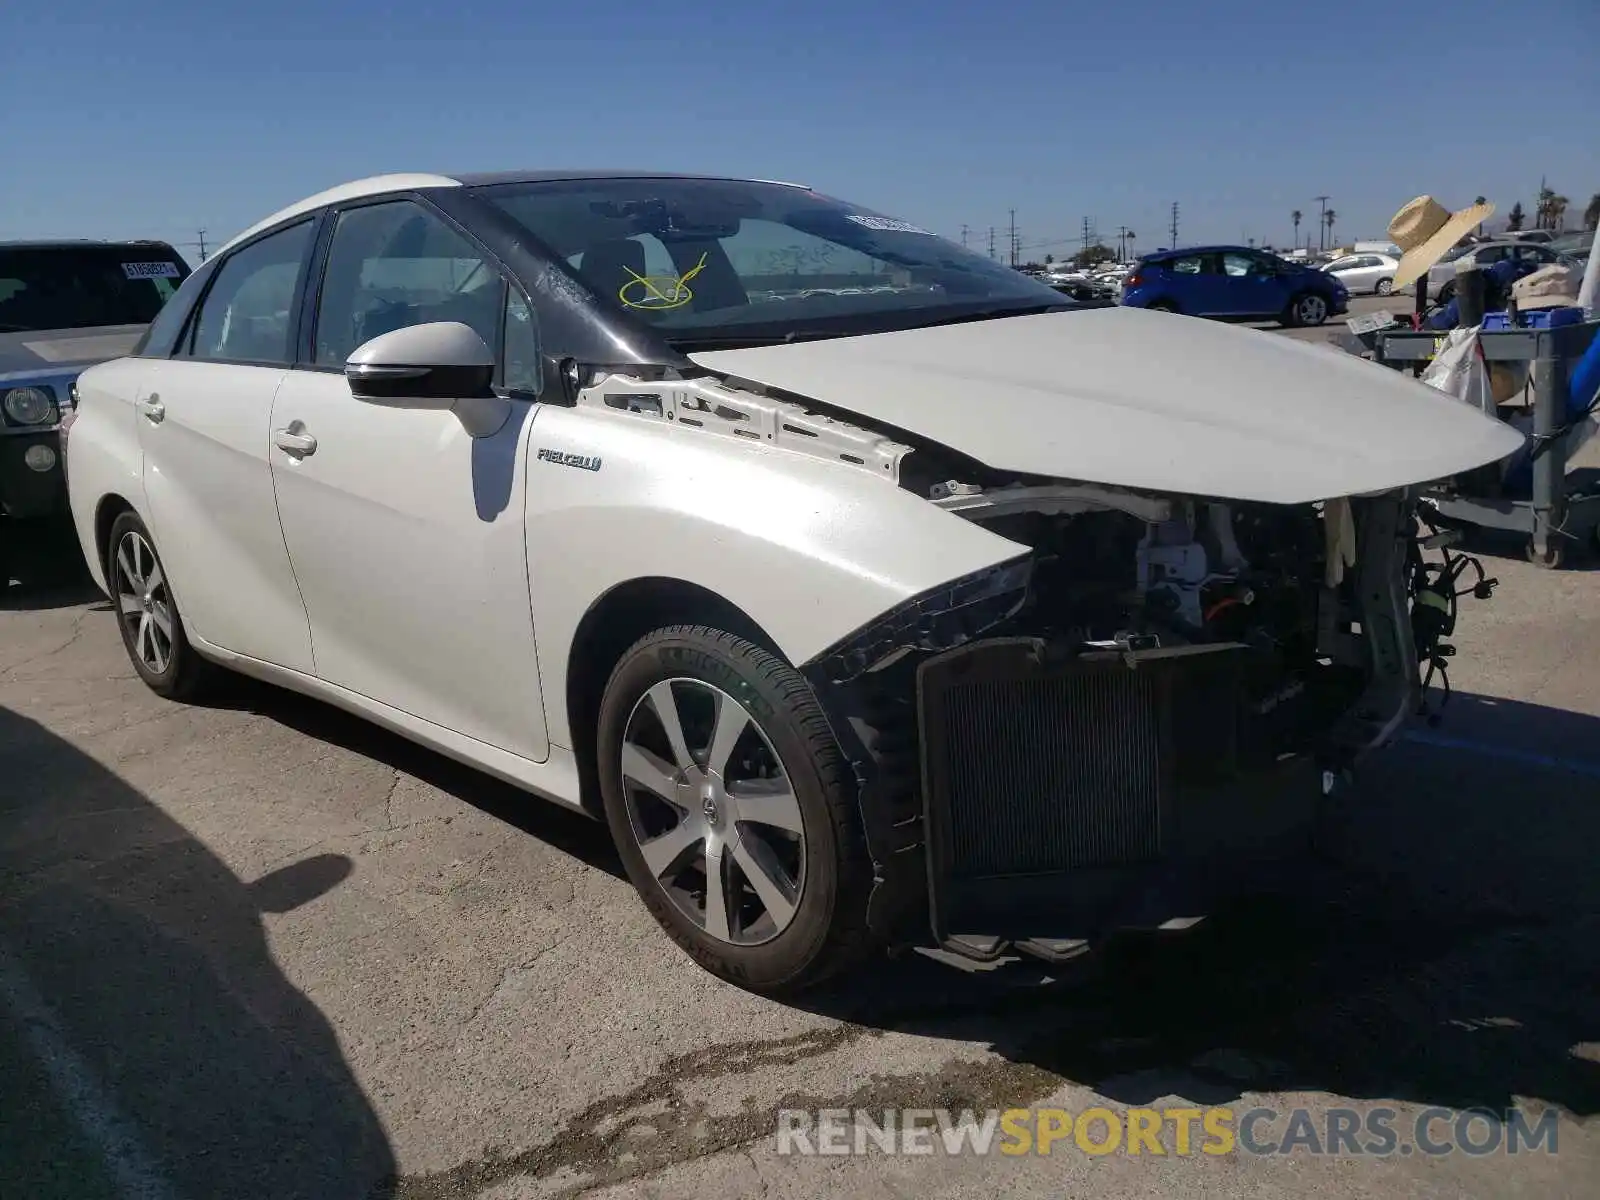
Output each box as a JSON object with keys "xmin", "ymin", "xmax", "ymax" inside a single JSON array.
[
  {"xmin": 1, "ymin": 240, "xmax": 191, "ymax": 586},
  {"xmin": 1501, "ymin": 230, "xmax": 1556, "ymax": 244},
  {"xmin": 1548, "ymin": 229, "xmax": 1594, "ymax": 266},
  {"xmin": 1120, "ymin": 245, "xmax": 1348, "ymax": 326},
  {"xmin": 1322, "ymin": 252, "xmax": 1403, "ymax": 296},
  {"xmin": 1426, "ymin": 240, "xmax": 1577, "ymax": 303}
]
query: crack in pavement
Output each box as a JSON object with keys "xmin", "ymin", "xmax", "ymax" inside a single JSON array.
[
  {"xmin": 456, "ymin": 933, "xmax": 576, "ymax": 1035},
  {"xmin": 1, "ymin": 611, "xmax": 89, "ymax": 676}
]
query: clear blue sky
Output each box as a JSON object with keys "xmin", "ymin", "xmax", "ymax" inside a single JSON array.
[{"xmin": 4, "ymin": 0, "xmax": 1597, "ymax": 259}]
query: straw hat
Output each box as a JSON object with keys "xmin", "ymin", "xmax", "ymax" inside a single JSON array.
[{"xmin": 1388, "ymin": 195, "xmax": 1496, "ymax": 291}]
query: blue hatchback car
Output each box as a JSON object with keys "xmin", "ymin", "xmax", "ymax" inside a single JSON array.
[{"xmin": 1120, "ymin": 245, "xmax": 1348, "ymax": 328}]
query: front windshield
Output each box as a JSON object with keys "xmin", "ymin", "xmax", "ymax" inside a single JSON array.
[
  {"xmin": 0, "ymin": 246, "xmax": 191, "ymax": 332},
  {"xmin": 475, "ymin": 178, "xmax": 1074, "ymax": 348}
]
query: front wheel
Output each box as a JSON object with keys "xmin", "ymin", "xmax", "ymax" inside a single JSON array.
[
  {"xmin": 1375, "ymin": 278, "xmax": 1394, "ymax": 296},
  {"xmin": 106, "ymin": 511, "xmax": 219, "ymax": 699},
  {"xmin": 596, "ymin": 624, "xmax": 875, "ymax": 993},
  {"xmin": 1284, "ymin": 292, "xmax": 1330, "ymax": 327}
]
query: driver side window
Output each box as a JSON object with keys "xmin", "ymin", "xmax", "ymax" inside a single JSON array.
[{"xmin": 313, "ymin": 201, "xmax": 504, "ymax": 367}]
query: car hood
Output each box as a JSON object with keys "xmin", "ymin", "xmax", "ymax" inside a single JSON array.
[
  {"xmin": 0, "ymin": 324, "xmax": 146, "ymax": 380},
  {"xmin": 689, "ymin": 308, "xmax": 1524, "ymax": 505}
]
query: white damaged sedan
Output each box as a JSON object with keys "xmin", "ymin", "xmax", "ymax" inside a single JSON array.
[{"xmin": 65, "ymin": 171, "xmax": 1523, "ymax": 993}]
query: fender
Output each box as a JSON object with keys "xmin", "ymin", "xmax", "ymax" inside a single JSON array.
[
  {"xmin": 64, "ymin": 357, "xmax": 154, "ymax": 597},
  {"xmin": 523, "ymin": 399, "xmax": 1025, "ymax": 744}
]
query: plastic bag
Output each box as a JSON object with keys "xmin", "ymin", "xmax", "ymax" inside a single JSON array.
[{"xmin": 1419, "ymin": 326, "xmax": 1495, "ymax": 416}]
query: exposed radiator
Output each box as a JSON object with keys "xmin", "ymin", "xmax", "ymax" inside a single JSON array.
[{"xmin": 918, "ymin": 639, "xmax": 1246, "ymax": 882}]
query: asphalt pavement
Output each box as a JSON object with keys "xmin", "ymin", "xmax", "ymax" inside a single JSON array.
[{"xmin": 3, "ymin": 309, "xmax": 1598, "ymax": 1198}]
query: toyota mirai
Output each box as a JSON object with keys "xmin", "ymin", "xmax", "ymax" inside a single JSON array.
[{"xmin": 64, "ymin": 171, "xmax": 1522, "ymax": 993}]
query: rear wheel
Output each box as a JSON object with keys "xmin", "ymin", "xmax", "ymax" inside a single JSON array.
[
  {"xmin": 597, "ymin": 624, "xmax": 875, "ymax": 993},
  {"xmin": 1375, "ymin": 278, "xmax": 1394, "ymax": 296},
  {"xmin": 1147, "ymin": 300, "xmax": 1180, "ymax": 314},
  {"xmin": 106, "ymin": 511, "xmax": 218, "ymax": 699}
]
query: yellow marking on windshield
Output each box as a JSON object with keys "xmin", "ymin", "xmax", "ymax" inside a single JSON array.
[{"xmin": 619, "ymin": 252, "xmax": 709, "ymax": 311}]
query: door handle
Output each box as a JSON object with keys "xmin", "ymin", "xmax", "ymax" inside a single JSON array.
[
  {"xmin": 138, "ymin": 396, "xmax": 165, "ymax": 423},
  {"xmin": 273, "ymin": 428, "xmax": 318, "ymax": 457}
]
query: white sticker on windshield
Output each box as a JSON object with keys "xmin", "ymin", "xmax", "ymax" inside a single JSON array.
[
  {"xmin": 844, "ymin": 214, "xmax": 931, "ymax": 235},
  {"xmin": 121, "ymin": 261, "xmax": 180, "ymax": 280}
]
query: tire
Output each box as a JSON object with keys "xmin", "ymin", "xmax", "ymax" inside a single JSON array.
[
  {"xmin": 597, "ymin": 624, "xmax": 875, "ymax": 994},
  {"xmin": 1525, "ymin": 538, "xmax": 1564, "ymax": 569},
  {"xmin": 1147, "ymin": 300, "xmax": 1181, "ymax": 314},
  {"xmin": 106, "ymin": 511, "xmax": 219, "ymax": 699},
  {"xmin": 1375, "ymin": 278, "xmax": 1394, "ymax": 296},
  {"xmin": 1283, "ymin": 291, "xmax": 1330, "ymax": 328}
]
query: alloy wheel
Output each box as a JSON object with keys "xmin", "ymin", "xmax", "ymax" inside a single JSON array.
[
  {"xmin": 1297, "ymin": 295, "xmax": 1328, "ymax": 324},
  {"xmin": 620, "ymin": 678, "xmax": 805, "ymax": 946},
  {"xmin": 114, "ymin": 531, "xmax": 174, "ymax": 675}
]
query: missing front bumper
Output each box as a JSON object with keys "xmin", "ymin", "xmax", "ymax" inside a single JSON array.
[{"xmin": 917, "ymin": 636, "xmax": 1323, "ymax": 958}]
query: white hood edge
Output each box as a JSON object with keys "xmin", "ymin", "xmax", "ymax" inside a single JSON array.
[{"xmin": 689, "ymin": 308, "xmax": 1526, "ymax": 506}]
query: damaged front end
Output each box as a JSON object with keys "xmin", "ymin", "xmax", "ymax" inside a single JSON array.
[{"xmin": 801, "ymin": 482, "xmax": 1493, "ymax": 964}]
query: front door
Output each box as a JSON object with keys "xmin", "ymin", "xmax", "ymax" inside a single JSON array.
[
  {"xmin": 136, "ymin": 218, "xmax": 317, "ymax": 673},
  {"xmin": 267, "ymin": 199, "xmax": 549, "ymax": 761},
  {"xmin": 1218, "ymin": 251, "xmax": 1284, "ymax": 317}
]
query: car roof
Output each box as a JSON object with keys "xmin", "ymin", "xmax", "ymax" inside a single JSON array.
[
  {"xmin": 0, "ymin": 239, "xmax": 180, "ymax": 251},
  {"xmin": 1142, "ymin": 244, "xmax": 1278, "ymax": 259},
  {"xmin": 212, "ymin": 169, "xmax": 813, "ymax": 260}
]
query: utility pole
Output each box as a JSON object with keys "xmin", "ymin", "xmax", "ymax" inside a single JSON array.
[
  {"xmin": 1008, "ymin": 209, "xmax": 1017, "ymax": 267},
  {"xmin": 960, "ymin": 224, "xmax": 969, "ymax": 248},
  {"xmin": 988, "ymin": 226, "xmax": 996, "ymax": 260},
  {"xmin": 196, "ymin": 228, "xmax": 208, "ymax": 262},
  {"xmin": 1313, "ymin": 196, "xmax": 1329, "ymax": 251},
  {"xmin": 1169, "ymin": 203, "xmax": 1179, "ymax": 250},
  {"xmin": 1082, "ymin": 216, "xmax": 1091, "ymax": 256}
]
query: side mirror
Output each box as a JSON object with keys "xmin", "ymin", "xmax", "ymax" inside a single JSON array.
[{"xmin": 345, "ymin": 321, "xmax": 508, "ymax": 437}]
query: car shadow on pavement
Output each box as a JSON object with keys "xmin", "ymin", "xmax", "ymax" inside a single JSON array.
[
  {"xmin": 0, "ymin": 705, "xmax": 398, "ymax": 1199},
  {"xmin": 0, "ymin": 532, "xmax": 101, "ymax": 612},
  {"xmin": 795, "ymin": 689, "xmax": 1600, "ymax": 1122},
  {"xmin": 218, "ymin": 677, "xmax": 624, "ymax": 880}
]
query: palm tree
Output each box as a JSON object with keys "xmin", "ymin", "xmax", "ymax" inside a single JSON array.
[
  {"xmin": 1292, "ymin": 209, "xmax": 1302, "ymax": 249},
  {"xmin": 1549, "ymin": 194, "xmax": 1570, "ymax": 231},
  {"xmin": 1474, "ymin": 196, "xmax": 1487, "ymax": 238},
  {"xmin": 1586, "ymin": 193, "xmax": 1600, "ymax": 232},
  {"xmin": 1125, "ymin": 230, "xmax": 1136, "ymax": 261},
  {"xmin": 1536, "ymin": 184, "xmax": 1555, "ymax": 230},
  {"xmin": 1324, "ymin": 208, "xmax": 1337, "ymax": 249}
]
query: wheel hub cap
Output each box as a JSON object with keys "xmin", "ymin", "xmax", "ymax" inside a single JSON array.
[{"xmin": 620, "ymin": 678, "xmax": 806, "ymax": 946}]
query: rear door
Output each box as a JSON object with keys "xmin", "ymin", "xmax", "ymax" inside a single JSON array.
[
  {"xmin": 135, "ymin": 218, "xmax": 318, "ymax": 673},
  {"xmin": 1162, "ymin": 252, "xmax": 1220, "ymax": 313}
]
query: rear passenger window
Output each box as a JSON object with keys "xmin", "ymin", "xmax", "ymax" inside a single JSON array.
[
  {"xmin": 1170, "ymin": 256, "xmax": 1205, "ymax": 274},
  {"xmin": 183, "ymin": 221, "xmax": 314, "ymax": 365}
]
